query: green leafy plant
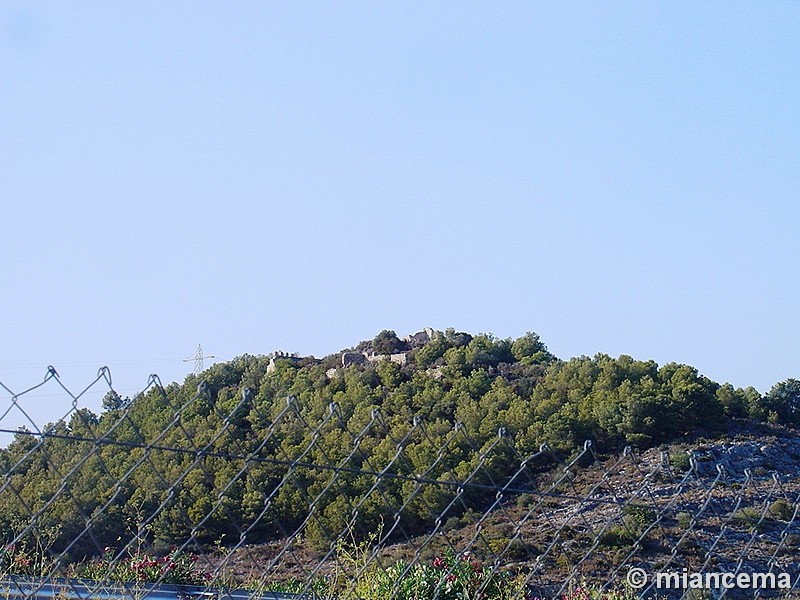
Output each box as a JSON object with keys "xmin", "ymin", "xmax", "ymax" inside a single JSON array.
[
  {"xmin": 622, "ymin": 504, "xmax": 656, "ymax": 531},
  {"xmin": 731, "ymin": 507, "xmax": 766, "ymax": 531},
  {"xmin": 669, "ymin": 451, "xmax": 691, "ymax": 473},
  {"xmin": 360, "ymin": 550, "xmax": 520, "ymax": 600},
  {"xmin": 0, "ymin": 542, "xmax": 53, "ymax": 577},
  {"xmin": 676, "ymin": 512, "xmax": 693, "ymax": 529},
  {"xmin": 529, "ymin": 582, "xmax": 642, "ymax": 600},
  {"xmin": 767, "ymin": 499, "xmax": 795, "ymax": 521},
  {"xmin": 597, "ymin": 525, "xmax": 633, "ymax": 548},
  {"xmin": 72, "ymin": 547, "xmax": 210, "ymax": 585}
]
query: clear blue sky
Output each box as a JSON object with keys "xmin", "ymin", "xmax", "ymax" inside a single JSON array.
[{"xmin": 2, "ymin": 2, "xmax": 798, "ymax": 430}]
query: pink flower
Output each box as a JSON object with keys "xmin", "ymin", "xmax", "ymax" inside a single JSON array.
[{"xmin": 433, "ymin": 556, "xmax": 446, "ymax": 569}]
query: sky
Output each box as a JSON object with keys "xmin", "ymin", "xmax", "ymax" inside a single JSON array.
[{"xmin": 1, "ymin": 2, "xmax": 799, "ymax": 434}]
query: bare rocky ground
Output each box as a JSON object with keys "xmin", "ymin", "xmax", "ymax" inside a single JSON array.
[{"xmin": 201, "ymin": 422, "xmax": 800, "ymax": 598}]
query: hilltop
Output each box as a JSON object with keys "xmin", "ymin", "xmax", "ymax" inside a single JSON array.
[{"xmin": 236, "ymin": 326, "xmax": 794, "ymax": 453}]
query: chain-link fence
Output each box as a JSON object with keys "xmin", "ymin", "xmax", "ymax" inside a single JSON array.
[{"xmin": 1, "ymin": 368, "xmax": 799, "ymax": 599}]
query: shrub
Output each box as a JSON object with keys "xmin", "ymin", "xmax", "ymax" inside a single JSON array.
[
  {"xmin": 354, "ymin": 550, "xmax": 521, "ymax": 600},
  {"xmin": 669, "ymin": 451, "xmax": 691, "ymax": 473},
  {"xmin": 561, "ymin": 584, "xmax": 640, "ymax": 600},
  {"xmin": 623, "ymin": 504, "xmax": 656, "ymax": 528},
  {"xmin": 71, "ymin": 547, "xmax": 210, "ymax": 585},
  {"xmin": 0, "ymin": 542, "xmax": 53, "ymax": 577},
  {"xmin": 597, "ymin": 526, "xmax": 633, "ymax": 548},
  {"xmin": 676, "ymin": 512, "xmax": 693, "ymax": 529},
  {"xmin": 731, "ymin": 507, "xmax": 765, "ymax": 530},
  {"xmin": 768, "ymin": 499, "xmax": 796, "ymax": 521}
]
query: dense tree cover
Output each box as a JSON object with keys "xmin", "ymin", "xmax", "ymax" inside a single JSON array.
[{"xmin": 0, "ymin": 330, "xmax": 792, "ymax": 562}]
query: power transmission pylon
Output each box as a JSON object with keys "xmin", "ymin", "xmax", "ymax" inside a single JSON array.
[{"xmin": 184, "ymin": 344, "xmax": 215, "ymax": 375}]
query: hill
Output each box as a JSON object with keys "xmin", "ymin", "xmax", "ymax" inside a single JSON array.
[{"xmin": 0, "ymin": 328, "xmax": 798, "ymax": 596}]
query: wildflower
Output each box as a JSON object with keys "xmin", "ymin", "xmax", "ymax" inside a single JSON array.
[{"xmin": 433, "ymin": 556, "xmax": 446, "ymax": 569}]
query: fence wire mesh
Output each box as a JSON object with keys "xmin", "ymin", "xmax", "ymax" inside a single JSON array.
[{"xmin": 0, "ymin": 368, "xmax": 799, "ymax": 599}]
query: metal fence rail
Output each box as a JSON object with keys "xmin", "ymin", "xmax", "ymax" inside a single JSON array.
[
  {"xmin": 1, "ymin": 368, "xmax": 799, "ymax": 599},
  {"xmin": 0, "ymin": 577, "xmax": 304, "ymax": 600}
]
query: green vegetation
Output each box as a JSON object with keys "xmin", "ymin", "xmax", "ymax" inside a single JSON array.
[
  {"xmin": 0, "ymin": 328, "xmax": 795, "ymax": 571},
  {"xmin": 0, "ymin": 543, "xmax": 209, "ymax": 585},
  {"xmin": 340, "ymin": 551, "xmax": 637, "ymax": 600},
  {"xmin": 768, "ymin": 499, "xmax": 796, "ymax": 521},
  {"xmin": 675, "ymin": 512, "xmax": 693, "ymax": 530},
  {"xmin": 668, "ymin": 451, "xmax": 692, "ymax": 473},
  {"xmin": 72, "ymin": 547, "xmax": 210, "ymax": 585},
  {"xmin": 731, "ymin": 507, "xmax": 765, "ymax": 530},
  {"xmin": 286, "ymin": 533, "xmax": 638, "ymax": 600},
  {"xmin": 344, "ymin": 549, "xmax": 518, "ymax": 600}
]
